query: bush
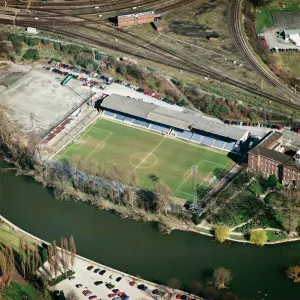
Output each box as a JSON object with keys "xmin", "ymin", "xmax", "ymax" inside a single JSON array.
[
  {"xmin": 117, "ymin": 65, "xmax": 127, "ymax": 76},
  {"xmin": 48, "ymin": 270, "xmax": 75, "ymax": 286},
  {"xmin": 192, "ymin": 213, "xmax": 201, "ymax": 225},
  {"xmin": 22, "ymin": 48, "xmax": 40, "ymax": 61},
  {"xmin": 41, "ymin": 39, "xmax": 50, "ymax": 45},
  {"xmin": 95, "ymin": 53, "xmax": 102, "ymax": 60},
  {"xmin": 26, "ymin": 37, "xmax": 39, "ymax": 46},
  {"xmin": 53, "ymin": 42, "xmax": 61, "ymax": 51}
]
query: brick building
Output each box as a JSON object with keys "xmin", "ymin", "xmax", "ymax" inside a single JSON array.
[
  {"xmin": 248, "ymin": 131, "xmax": 300, "ymax": 186},
  {"xmin": 117, "ymin": 10, "xmax": 155, "ymax": 28}
]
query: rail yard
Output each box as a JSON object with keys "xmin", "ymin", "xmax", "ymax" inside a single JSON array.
[{"xmin": 1, "ymin": 0, "xmax": 300, "ymax": 112}]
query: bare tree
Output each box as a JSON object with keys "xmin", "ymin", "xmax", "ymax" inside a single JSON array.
[
  {"xmin": 52, "ymin": 240, "xmax": 59, "ymax": 278},
  {"xmin": 66, "ymin": 290, "xmax": 79, "ymax": 300},
  {"xmin": 47, "ymin": 244, "xmax": 53, "ymax": 278},
  {"xmin": 167, "ymin": 278, "xmax": 181, "ymax": 292},
  {"xmin": 213, "ymin": 267, "xmax": 232, "ymax": 290},
  {"xmin": 19, "ymin": 238, "xmax": 26, "ymax": 278},
  {"xmin": 69, "ymin": 236, "xmax": 76, "ymax": 271},
  {"xmin": 0, "ymin": 245, "xmax": 14, "ymax": 287},
  {"xmin": 63, "ymin": 237, "xmax": 70, "ymax": 271},
  {"xmin": 154, "ymin": 180, "xmax": 173, "ymax": 216}
]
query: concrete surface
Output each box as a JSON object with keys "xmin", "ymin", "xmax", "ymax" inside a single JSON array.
[
  {"xmin": 103, "ymin": 83, "xmax": 183, "ymax": 112},
  {"xmin": 0, "ymin": 65, "xmax": 91, "ymax": 135},
  {"xmin": 48, "ymin": 255, "xmax": 185, "ymax": 300},
  {"xmin": 263, "ymin": 28, "xmax": 299, "ymax": 50}
]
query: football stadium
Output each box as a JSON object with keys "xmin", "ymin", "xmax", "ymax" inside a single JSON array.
[{"xmin": 56, "ymin": 94, "xmax": 249, "ymax": 200}]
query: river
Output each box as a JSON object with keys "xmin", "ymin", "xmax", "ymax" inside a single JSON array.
[{"xmin": 0, "ymin": 162, "xmax": 299, "ymax": 300}]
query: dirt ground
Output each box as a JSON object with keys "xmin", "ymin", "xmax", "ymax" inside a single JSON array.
[{"xmin": 0, "ymin": 63, "xmax": 91, "ymax": 136}]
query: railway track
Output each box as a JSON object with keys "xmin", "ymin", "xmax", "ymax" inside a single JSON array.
[
  {"xmin": 2, "ymin": 18, "xmax": 300, "ymax": 112},
  {"xmin": 228, "ymin": 0, "xmax": 300, "ymax": 103}
]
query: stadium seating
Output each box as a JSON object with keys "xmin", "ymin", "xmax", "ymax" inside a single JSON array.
[
  {"xmin": 115, "ymin": 113, "xmax": 126, "ymax": 121},
  {"xmin": 124, "ymin": 116, "xmax": 133, "ymax": 122},
  {"xmin": 201, "ymin": 134, "xmax": 215, "ymax": 146},
  {"xmin": 191, "ymin": 131, "xmax": 204, "ymax": 143},
  {"xmin": 150, "ymin": 122, "xmax": 170, "ymax": 132},
  {"xmin": 224, "ymin": 138, "xmax": 237, "ymax": 151},
  {"xmin": 103, "ymin": 110, "xmax": 115, "ymax": 117},
  {"xmin": 133, "ymin": 118, "xmax": 150, "ymax": 128},
  {"xmin": 174, "ymin": 128, "xmax": 193, "ymax": 140},
  {"xmin": 214, "ymin": 139, "xmax": 226, "ymax": 149}
]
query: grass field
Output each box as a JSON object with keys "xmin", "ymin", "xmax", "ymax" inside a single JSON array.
[{"xmin": 56, "ymin": 118, "xmax": 234, "ymax": 200}]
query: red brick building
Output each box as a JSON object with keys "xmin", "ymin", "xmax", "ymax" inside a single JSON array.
[
  {"xmin": 248, "ymin": 131, "xmax": 300, "ymax": 186},
  {"xmin": 117, "ymin": 10, "xmax": 155, "ymax": 28}
]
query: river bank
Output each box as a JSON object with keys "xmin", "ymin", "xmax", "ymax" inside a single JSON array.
[
  {"xmin": 1, "ymin": 166, "xmax": 300, "ymax": 299},
  {"xmin": 0, "ymin": 215, "xmax": 202, "ymax": 300}
]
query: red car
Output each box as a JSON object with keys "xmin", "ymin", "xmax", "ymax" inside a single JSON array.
[
  {"xmin": 89, "ymin": 296, "xmax": 97, "ymax": 300},
  {"xmin": 108, "ymin": 294, "xmax": 116, "ymax": 298},
  {"xmin": 129, "ymin": 281, "xmax": 136, "ymax": 286},
  {"xmin": 83, "ymin": 290, "xmax": 91, "ymax": 295},
  {"xmin": 176, "ymin": 294, "xmax": 182, "ymax": 299},
  {"xmin": 87, "ymin": 266, "xmax": 94, "ymax": 270}
]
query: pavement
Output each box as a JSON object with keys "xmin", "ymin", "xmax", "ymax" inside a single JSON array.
[
  {"xmin": 42, "ymin": 254, "xmax": 199, "ymax": 300},
  {"xmin": 263, "ymin": 28, "xmax": 299, "ymax": 50}
]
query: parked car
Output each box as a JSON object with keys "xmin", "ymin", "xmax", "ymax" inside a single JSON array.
[
  {"xmin": 116, "ymin": 277, "xmax": 122, "ymax": 282},
  {"xmin": 129, "ymin": 281, "xmax": 136, "ymax": 286},
  {"xmin": 112, "ymin": 297, "xmax": 121, "ymax": 300},
  {"xmin": 68, "ymin": 276, "xmax": 76, "ymax": 280},
  {"xmin": 94, "ymin": 268, "xmax": 100, "ymax": 273},
  {"xmin": 121, "ymin": 295, "xmax": 129, "ymax": 300},
  {"xmin": 99, "ymin": 270, "xmax": 106, "ymax": 275},
  {"xmin": 112, "ymin": 289, "xmax": 120, "ymax": 294},
  {"xmin": 180, "ymin": 296, "xmax": 189, "ymax": 300},
  {"xmin": 87, "ymin": 266, "xmax": 94, "ymax": 270},
  {"xmin": 89, "ymin": 296, "xmax": 97, "ymax": 300},
  {"xmin": 85, "ymin": 292, "xmax": 93, "ymax": 297},
  {"xmin": 83, "ymin": 290, "xmax": 91, "ymax": 295},
  {"xmin": 137, "ymin": 284, "xmax": 148, "ymax": 291},
  {"xmin": 176, "ymin": 294, "xmax": 182, "ymax": 299},
  {"xmin": 109, "ymin": 294, "xmax": 117, "ymax": 298},
  {"xmin": 76, "ymin": 284, "xmax": 83, "ymax": 288},
  {"xmin": 94, "ymin": 281, "xmax": 103, "ymax": 285}
]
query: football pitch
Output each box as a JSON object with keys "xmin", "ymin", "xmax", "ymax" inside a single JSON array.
[{"xmin": 56, "ymin": 118, "xmax": 234, "ymax": 200}]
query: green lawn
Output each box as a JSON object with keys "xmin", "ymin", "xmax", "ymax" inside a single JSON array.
[
  {"xmin": 266, "ymin": 230, "xmax": 287, "ymax": 242},
  {"xmin": 256, "ymin": 0, "xmax": 300, "ymax": 33},
  {"xmin": 57, "ymin": 118, "xmax": 233, "ymax": 200}
]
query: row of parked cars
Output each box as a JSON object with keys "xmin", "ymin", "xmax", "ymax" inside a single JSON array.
[
  {"xmin": 270, "ymin": 48, "xmax": 299, "ymax": 52},
  {"xmin": 114, "ymin": 79, "xmax": 178, "ymax": 105},
  {"xmin": 224, "ymin": 120, "xmax": 283, "ymax": 130}
]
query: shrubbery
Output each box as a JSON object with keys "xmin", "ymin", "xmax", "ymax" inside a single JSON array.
[{"xmin": 22, "ymin": 48, "xmax": 40, "ymax": 61}]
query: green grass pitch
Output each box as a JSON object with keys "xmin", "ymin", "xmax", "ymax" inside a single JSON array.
[{"xmin": 56, "ymin": 118, "xmax": 234, "ymax": 201}]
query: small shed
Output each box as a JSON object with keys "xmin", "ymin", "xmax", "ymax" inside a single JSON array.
[
  {"xmin": 207, "ymin": 34, "xmax": 219, "ymax": 41},
  {"xmin": 152, "ymin": 21, "xmax": 164, "ymax": 32}
]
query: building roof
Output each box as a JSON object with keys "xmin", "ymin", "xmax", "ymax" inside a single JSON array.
[
  {"xmin": 117, "ymin": 10, "xmax": 154, "ymax": 18},
  {"xmin": 273, "ymin": 11, "xmax": 300, "ymax": 30},
  {"xmin": 260, "ymin": 131, "xmax": 282, "ymax": 149},
  {"xmin": 282, "ymin": 158, "xmax": 300, "ymax": 172},
  {"xmin": 249, "ymin": 145, "xmax": 291, "ymax": 164},
  {"xmin": 153, "ymin": 21, "xmax": 163, "ymax": 29},
  {"xmin": 101, "ymin": 94, "xmax": 248, "ymax": 140},
  {"xmin": 282, "ymin": 130, "xmax": 300, "ymax": 151}
]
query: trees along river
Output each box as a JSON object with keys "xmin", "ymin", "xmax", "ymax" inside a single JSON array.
[{"xmin": 0, "ymin": 162, "xmax": 299, "ymax": 300}]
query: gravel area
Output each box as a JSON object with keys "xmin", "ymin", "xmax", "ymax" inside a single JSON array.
[{"xmin": 0, "ymin": 64, "xmax": 91, "ymax": 136}]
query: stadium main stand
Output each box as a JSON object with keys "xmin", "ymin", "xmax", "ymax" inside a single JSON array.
[{"xmin": 101, "ymin": 94, "xmax": 249, "ymax": 152}]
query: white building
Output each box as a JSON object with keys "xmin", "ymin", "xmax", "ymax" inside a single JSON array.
[{"xmin": 283, "ymin": 29, "xmax": 300, "ymax": 46}]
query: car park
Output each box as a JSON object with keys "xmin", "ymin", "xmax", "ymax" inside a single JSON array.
[{"xmin": 137, "ymin": 284, "xmax": 148, "ymax": 291}]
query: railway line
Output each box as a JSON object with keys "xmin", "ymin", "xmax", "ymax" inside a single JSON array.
[
  {"xmin": 1, "ymin": 0, "xmax": 300, "ymax": 112},
  {"xmin": 228, "ymin": 0, "xmax": 300, "ymax": 103},
  {"xmin": 2, "ymin": 17, "xmax": 300, "ymax": 112}
]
